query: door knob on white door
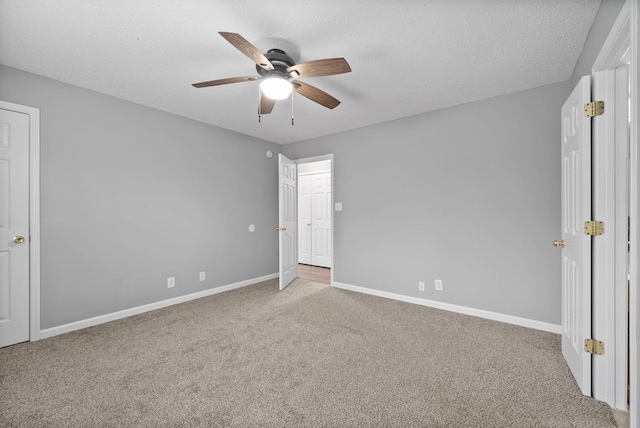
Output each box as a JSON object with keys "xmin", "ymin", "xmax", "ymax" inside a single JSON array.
[
  {"xmin": 276, "ymin": 227, "xmax": 287, "ymax": 231},
  {"xmin": 13, "ymin": 236, "xmax": 25, "ymax": 244},
  {"xmin": 553, "ymin": 239, "xmax": 565, "ymax": 248}
]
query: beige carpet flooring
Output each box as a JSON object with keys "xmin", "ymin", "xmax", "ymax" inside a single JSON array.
[{"xmin": 0, "ymin": 278, "xmax": 617, "ymax": 427}]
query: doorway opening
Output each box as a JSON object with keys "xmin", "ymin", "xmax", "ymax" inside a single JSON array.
[
  {"xmin": 296, "ymin": 155, "xmax": 333, "ymax": 286},
  {"xmin": 298, "ymin": 264, "xmax": 331, "ymax": 285}
]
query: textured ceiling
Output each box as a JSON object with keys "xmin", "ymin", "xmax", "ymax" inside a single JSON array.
[{"xmin": 0, "ymin": 0, "xmax": 601, "ymax": 144}]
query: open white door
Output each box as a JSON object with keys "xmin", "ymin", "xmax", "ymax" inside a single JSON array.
[
  {"xmin": 278, "ymin": 154, "xmax": 298, "ymax": 290},
  {"xmin": 0, "ymin": 108, "xmax": 30, "ymax": 348},
  {"xmin": 560, "ymin": 76, "xmax": 593, "ymax": 395}
]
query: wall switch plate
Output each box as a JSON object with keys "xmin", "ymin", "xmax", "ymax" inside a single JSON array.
[
  {"xmin": 418, "ymin": 281, "xmax": 425, "ymax": 292},
  {"xmin": 167, "ymin": 277, "xmax": 175, "ymax": 288},
  {"xmin": 335, "ymin": 202, "xmax": 343, "ymax": 211},
  {"xmin": 199, "ymin": 271, "xmax": 206, "ymax": 281},
  {"xmin": 435, "ymin": 279, "xmax": 443, "ymax": 291}
]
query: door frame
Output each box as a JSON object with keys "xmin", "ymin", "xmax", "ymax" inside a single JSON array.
[
  {"xmin": 293, "ymin": 154, "xmax": 334, "ymax": 285},
  {"xmin": 591, "ymin": 0, "xmax": 637, "ymax": 421},
  {"xmin": 629, "ymin": 2, "xmax": 639, "ymax": 426},
  {"xmin": 0, "ymin": 100, "xmax": 41, "ymax": 342}
]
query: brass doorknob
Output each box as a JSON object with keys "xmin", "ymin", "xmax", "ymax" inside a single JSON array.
[
  {"xmin": 306, "ymin": 223, "xmax": 311, "ymax": 226},
  {"xmin": 276, "ymin": 227, "xmax": 287, "ymax": 231},
  {"xmin": 13, "ymin": 236, "xmax": 25, "ymax": 244},
  {"xmin": 553, "ymin": 240, "xmax": 565, "ymax": 248}
]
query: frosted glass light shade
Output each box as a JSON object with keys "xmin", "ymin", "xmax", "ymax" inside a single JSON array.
[{"xmin": 260, "ymin": 78, "xmax": 292, "ymax": 100}]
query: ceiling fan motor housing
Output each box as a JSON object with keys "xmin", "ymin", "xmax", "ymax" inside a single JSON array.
[{"xmin": 257, "ymin": 49, "xmax": 295, "ymax": 80}]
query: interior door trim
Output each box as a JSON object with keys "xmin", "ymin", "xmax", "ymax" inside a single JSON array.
[{"xmin": 590, "ymin": 0, "xmax": 633, "ymax": 409}]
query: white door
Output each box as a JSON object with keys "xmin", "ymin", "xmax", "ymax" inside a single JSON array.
[
  {"xmin": 0, "ymin": 108, "xmax": 30, "ymax": 348},
  {"xmin": 298, "ymin": 175, "xmax": 312, "ymax": 265},
  {"xmin": 278, "ymin": 154, "xmax": 298, "ymax": 290},
  {"xmin": 560, "ymin": 76, "xmax": 593, "ymax": 395},
  {"xmin": 310, "ymin": 173, "xmax": 331, "ymax": 268}
]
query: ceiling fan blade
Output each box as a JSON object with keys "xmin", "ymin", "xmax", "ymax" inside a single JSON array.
[
  {"xmin": 192, "ymin": 76, "xmax": 260, "ymax": 88},
  {"xmin": 292, "ymin": 81, "xmax": 341, "ymax": 109},
  {"xmin": 219, "ymin": 32, "xmax": 274, "ymax": 71},
  {"xmin": 287, "ymin": 58, "xmax": 351, "ymax": 78},
  {"xmin": 259, "ymin": 94, "xmax": 276, "ymax": 115}
]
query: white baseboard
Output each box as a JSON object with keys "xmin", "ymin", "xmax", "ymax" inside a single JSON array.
[
  {"xmin": 40, "ymin": 273, "xmax": 279, "ymax": 339},
  {"xmin": 331, "ymin": 281, "xmax": 562, "ymax": 334}
]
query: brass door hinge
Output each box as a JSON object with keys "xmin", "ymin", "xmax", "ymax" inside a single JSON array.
[
  {"xmin": 584, "ymin": 338, "xmax": 604, "ymax": 355},
  {"xmin": 584, "ymin": 220, "xmax": 604, "ymax": 236},
  {"xmin": 584, "ymin": 101, "xmax": 604, "ymax": 117}
]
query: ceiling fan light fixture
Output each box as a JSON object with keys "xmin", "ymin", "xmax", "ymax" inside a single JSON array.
[{"xmin": 260, "ymin": 77, "xmax": 292, "ymax": 100}]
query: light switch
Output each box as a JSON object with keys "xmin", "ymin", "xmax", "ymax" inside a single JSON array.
[{"xmin": 335, "ymin": 202, "xmax": 343, "ymax": 211}]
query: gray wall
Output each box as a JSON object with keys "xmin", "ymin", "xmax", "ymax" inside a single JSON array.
[
  {"xmin": 1, "ymin": 0, "xmax": 623, "ymax": 330},
  {"xmin": 284, "ymin": 81, "xmax": 570, "ymax": 325},
  {"xmin": 0, "ymin": 65, "xmax": 281, "ymax": 329},
  {"xmin": 571, "ymin": 0, "xmax": 626, "ymax": 87}
]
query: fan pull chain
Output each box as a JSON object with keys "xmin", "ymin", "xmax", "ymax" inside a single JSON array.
[
  {"xmin": 291, "ymin": 92, "xmax": 294, "ymax": 126},
  {"xmin": 258, "ymin": 86, "xmax": 262, "ymax": 123}
]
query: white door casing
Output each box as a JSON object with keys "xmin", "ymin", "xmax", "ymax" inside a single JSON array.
[
  {"xmin": 278, "ymin": 154, "xmax": 298, "ymax": 290},
  {"xmin": 590, "ymin": 0, "xmax": 635, "ymax": 410},
  {"xmin": 630, "ymin": 3, "xmax": 639, "ymax": 425},
  {"xmin": 591, "ymin": 67, "xmax": 618, "ymax": 405},
  {"xmin": 592, "ymin": 64, "xmax": 630, "ymax": 409},
  {"xmin": 310, "ymin": 172, "xmax": 332, "ymax": 268},
  {"xmin": 0, "ymin": 108, "xmax": 30, "ymax": 347},
  {"xmin": 298, "ymin": 175, "xmax": 312, "ymax": 265},
  {"xmin": 561, "ymin": 76, "xmax": 592, "ymax": 396},
  {"xmin": 612, "ymin": 65, "xmax": 629, "ymax": 410}
]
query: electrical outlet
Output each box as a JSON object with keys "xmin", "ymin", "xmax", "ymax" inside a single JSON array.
[
  {"xmin": 435, "ymin": 279, "xmax": 443, "ymax": 291},
  {"xmin": 167, "ymin": 277, "xmax": 175, "ymax": 288},
  {"xmin": 199, "ymin": 271, "xmax": 206, "ymax": 281},
  {"xmin": 418, "ymin": 281, "xmax": 425, "ymax": 291}
]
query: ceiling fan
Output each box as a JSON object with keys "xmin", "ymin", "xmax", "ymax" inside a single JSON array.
[{"xmin": 192, "ymin": 32, "xmax": 351, "ymax": 115}]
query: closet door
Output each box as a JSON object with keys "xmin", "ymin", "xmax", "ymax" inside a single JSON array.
[
  {"xmin": 298, "ymin": 175, "xmax": 312, "ymax": 265},
  {"xmin": 310, "ymin": 173, "xmax": 331, "ymax": 268}
]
